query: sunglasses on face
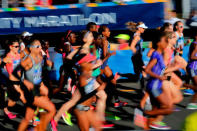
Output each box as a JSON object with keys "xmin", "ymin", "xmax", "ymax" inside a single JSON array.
[
  {"xmin": 31, "ymin": 45, "xmax": 41, "ymax": 48},
  {"xmin": 12, "ymin": 45, "xmax": 19, "ymax": 48},
  {"xmin": 179, "ymin": 26, "xmax": 183, "ymax": 28}
]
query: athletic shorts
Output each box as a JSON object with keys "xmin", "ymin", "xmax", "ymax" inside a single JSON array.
[
  {"xmin": 7, "ymin": 81, "xmax": 21, "ymax": 102},
  {"xmin": 147, "ymin": 79, "xmax": 162, "ymax": 98},
  {"xmin": 187, "ymin": 67, "xmax": 197, "ymax": 77}
]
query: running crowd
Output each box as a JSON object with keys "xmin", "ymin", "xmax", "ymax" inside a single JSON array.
[{"xmin": 0, "ymin": 21, "xmax": 196, "ymax": 131}]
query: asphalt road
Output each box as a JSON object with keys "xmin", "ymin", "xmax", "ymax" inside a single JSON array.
[{"xmin": 0, "ymin": 81, "xmax": 196, "ymax": 131}]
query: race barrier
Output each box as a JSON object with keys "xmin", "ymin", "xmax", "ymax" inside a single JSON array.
[{"xmin": 0, "ymin": 1, "xmax": 165, "ymax": 35}]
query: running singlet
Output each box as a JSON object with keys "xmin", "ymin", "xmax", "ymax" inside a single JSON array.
[
  {"xmin": 84, "ymin": 77, "xmax": 96, "ymax": 94},
  {"xmin": 134, "ymin": 33, "xmax": 143, "ymax": 54},
  {"xmin": 147, "ymin": 51, "xmax": 166, "ymax": 91},
  {"xmin": 92, "ymin": 48, "xmax": 101, "ymax": 77},
  {"xmin": 175, "ymin": 32, "xmax": 184, "ymax": 49},
  {"xmin": 99, "ymin": 39, "xmax": 110, "ymax": 69},
  {"xmin": 6, "ymin": 53, "xmax": 21, "ymax": 75},
  {"xmin": 25, "ymin": 55, "xmax": 42, "ymax": 85},
  {"xmin": 165, "ymin": 47, "xmax": 174, "ymax": 65}
]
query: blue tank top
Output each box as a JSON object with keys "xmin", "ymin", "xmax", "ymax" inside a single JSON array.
[
  {"xmin": 134, "ymin": 33, "xmax": 143, "ymax": 54},
  {"xmin": 147, "ymin": 51, "xmax": 165, "ymax": 91},
  {"xmin": 84, "ymin": 77, "xmax": 96, "ymax": 94},
  {"xmin": 99, "ymin": 39, "xmax": 110, "ymax": 59},
  {"xmin": 150, "ymin": 51, "xmax": 166, "ymax": 78},
  {"xmin": 25, "ymin": 55, "xmax": 42, "ymax": 85}
]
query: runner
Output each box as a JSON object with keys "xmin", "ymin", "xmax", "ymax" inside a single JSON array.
[
  {"xmin": 98, "ymin": 25, "xmax": 128, "ymax": 108},
  {"xmin": 144, "ymin": 31, "xmax": 176, "ymax": 129},
  {"xmin": 3, "ymin": 38, "xmax": 26, "ymax": 119},
  {"xmin": 127, "ymin": 22, "xmax": 148, "ymax": 88},
  {"xmin": 173, "ymin": 21, "xmax": 193, "ymax": 95},
  {"xmin": 20, "ymin": 31, "xmax": 33, "ymax": 51},
  {"xmin": 62, "ymin": 30, "xmax": 76, "ymax": 61},
  {"xmin": 74, "ymin": 55, "xmax": 102, "ymax": 131},
  {"xmin": 185, "ymin": 33, "xmax": 197, "ymax": 109},
  {"xmin": 18, "ymin": 39, "xmax": 55, "ymax": 131},
  {"xmin": 141, "ymin": 30, "xmax": 184, "ymax": 129}
]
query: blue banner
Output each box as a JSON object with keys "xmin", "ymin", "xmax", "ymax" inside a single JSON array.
[{"xmin": 0, "ymin": 2, "xmax": 164, "ymax": 35}]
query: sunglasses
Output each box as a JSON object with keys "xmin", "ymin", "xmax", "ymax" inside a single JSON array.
[
  {"xmin": 12, "ymin": 45, "xmax": 19, "ymax": 48},
  {"xmin": 178, "ymin": 26, "xmax": 183, "ymax": 28},
  {"xmin": 31, "ymin": 45, "xmax": 41, "ymax": 48}
]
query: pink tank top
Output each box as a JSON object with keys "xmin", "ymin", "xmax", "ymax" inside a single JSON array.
[
  {"xmin": 6, "ymin": 52, "xmax": 21, "ymax": 75},
  {"xmin": 165, "ymin": 47, "xmax": 174, "ymax": 65}
]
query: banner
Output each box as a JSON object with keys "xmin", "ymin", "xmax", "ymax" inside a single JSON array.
[{"xmin": 0, "ymin": 2, "xmax": 164, "ymax": 35}]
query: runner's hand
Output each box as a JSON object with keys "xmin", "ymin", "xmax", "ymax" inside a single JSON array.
[
  {"xmin": 97, "ymin": 59, "xmax": 103, "ymax": 66},
  {"xmin": 110, "ymin": 51, "xmax": 116, "ymax": 56},
  {"xmin": 159, "ymin": 76, "xmax": 167, "ymax": 81},
  {"xmin": 23, "ymin": 80, "xmax": 34, "ymax": 91}
]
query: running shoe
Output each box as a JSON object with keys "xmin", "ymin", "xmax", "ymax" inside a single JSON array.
[
  {"xmin": 33, "ymin": 116, "xmax": 40, "ymax": 127},
  {"xmin": 149, "ymin": 121, "xmax": 171, "ymax": 130},
  {"xmin": 101, "ymin": 121, "xmax": 114, "ymax": 129},
  {"xmin": 114, "ymin": 101, "xmax": 128, "ymax": 108},
  {"xmin": 105, "ymin": 111, "xmax": 121, "ymax": 120},
  {"xmin": 39, "ymin": 108, "xmax": 45, "ymax": 113},
  {"xmin": 6, "ymin": 112, "xmax": 16, "ymax": 119},
  {"xmin": 187, "ymin": 103, "xmax": 197, "ymax": 110},
  {"xmin": 134, "ymin": 108, "xmax": 147, "ymax": 129},
  {"xmin": 105, "ymin": 115, "xmax": 121, "ymax": 121},
  {"xmin": 183, "ymin": 89, "xmax": 194, "ymax": 95},
  {"xmin": 50, "ymin": 119, "xmax": 57, "ymax": 131},
  {"xmin": 62, "ymin": 112, "xmax": 73, "ymax": 126}
]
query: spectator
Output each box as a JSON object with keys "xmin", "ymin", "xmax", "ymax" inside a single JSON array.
[{"xmin": 165, "ymin": 10, "xmax": 182, "ymax": 25}]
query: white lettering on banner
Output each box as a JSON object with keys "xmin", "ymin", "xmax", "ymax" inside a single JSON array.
[{"xmin": 0, "ymin": 13, "xmax": 116, "ymax": 29}]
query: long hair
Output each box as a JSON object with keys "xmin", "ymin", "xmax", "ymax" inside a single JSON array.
[
  {"xmin": 152, "ymin": 31, "xmax": 174, "ymax": 50},
  {"xmin": 3, "ymin": 38, "xmax": 19, "ymax": 58},
  {"xmin": 125, "ymin": 21, "xmax": 144, "ymax": 32}
]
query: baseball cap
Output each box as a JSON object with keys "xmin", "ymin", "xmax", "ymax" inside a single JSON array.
[
  {"xmin": 115, "ymin": 34, "xmax": 130, "ymax": 40},
  {"xmin": 22, "ymin": 31, "xmax": 33, "ymax": 37},
  {"xmin": 137, "ymin": 23, "xmax": 148, "ymax": 29}
]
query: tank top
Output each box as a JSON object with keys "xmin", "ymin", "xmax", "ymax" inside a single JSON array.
[
  {"xmin": 175, "ymin": 32, "xmax": 184, "ymax": 49},
  {"xmin": 92, "ymin": 49, "xmax": 101, "ymax": 77},
  {"xmin": 99, "ymin": 39, "xmax": 110, "ymax": 60},
  {"xmin": 133, "ymin": 33, "xmax": 143, "ymax": 54},
  {"xmin": 25, "ymin": 55, "xmax": 42, "ymax": 85},
  {"xmin": 188, "ymin": 42, "xmax": 197, "ymax": 70},
  {"xmin": 84, "ymin": 77, "xmax": 96, "ymax": 94},
  {"xmin": 165, "ymin": 47, "xmax": 174, "ymax": 65},
  {"xmin": 6, "ymin": 52, "xmax": 21, "ymax": 75},
  {"xmin": 150, "ymin": 51, "xmax": 166, "ymax": 78}
]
